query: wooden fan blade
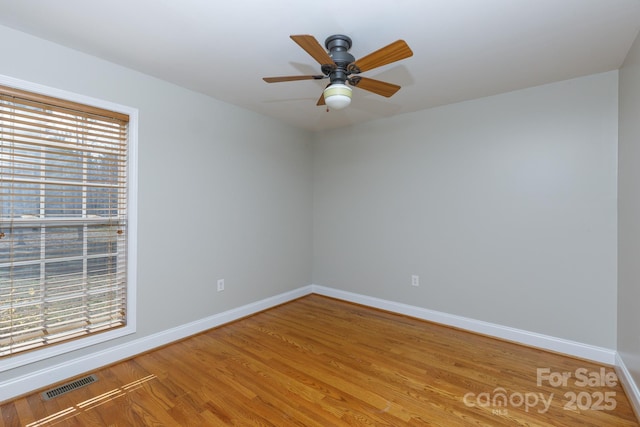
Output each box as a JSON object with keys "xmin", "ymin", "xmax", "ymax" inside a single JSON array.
[
  {"xmin": 290, "ymin": 35, "xmax": 334, "ymax": 65},
  {"xmin": 263, "ymin": 75, "xmax": 325, "ymax": 83},
  {"xmin": 350, "ymin": 76, "xmax": 401, "ymax": 97},
  {"xmin": 316, "ymin": 92, "xmax": 325, "ymax": 106},
  {"xmin": 349, "ymin": 40, "xmax": 413, "ymax": 73}
]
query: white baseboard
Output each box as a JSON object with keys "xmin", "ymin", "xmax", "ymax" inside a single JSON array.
[
  {"xmin": 0, "ymin": 284, "xmax": 627, "ymax": 404},
  {"xmin": 310, "ymin": 285, "xmax": 617, "ymax": 365},
  {"xmin": 0, "ymin": 285, "xmax": 313, "ymax": 403},
  {"xmin": 615, "ymin": 353, "xmax": 640, "ymax": 420}
]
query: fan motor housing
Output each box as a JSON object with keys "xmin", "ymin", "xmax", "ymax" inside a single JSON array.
[{"xmin": 324, "ymin": 34, "xmax": 355, "ymax": 84}]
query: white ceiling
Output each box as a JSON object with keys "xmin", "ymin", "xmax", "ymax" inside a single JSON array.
[{"xmin": 0, "ymin": 0, "xmax": 639, "ymax": 132}]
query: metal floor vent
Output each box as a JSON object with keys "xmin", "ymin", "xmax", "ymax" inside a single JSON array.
[{"xmin": 41, "ymin": 374, "xmax": 98, "ymax": 400}]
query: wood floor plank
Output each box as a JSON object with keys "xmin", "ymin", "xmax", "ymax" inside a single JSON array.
[
  {"xmin": 9, "ymin": 399, "xmax": 34, "ymax": 427},
  {"xmin": 1, "ymin": 294, "xmax": 638, "ymax": 426},
  {"xmin": 0, "ymin": 403, "xmax": 18, "ymax": 427}
]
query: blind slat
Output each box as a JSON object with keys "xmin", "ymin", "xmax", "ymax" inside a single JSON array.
[
  {"xmin": 0, "ymin": 135, "xmax": 126, "ymax": 156},
  {"xmin": 0, "ymin": 85, "xmax": 130, "ymax": 123},
  {"xmin": 0, "ymin": 114, "xmax": 127, "ymax": 142}
]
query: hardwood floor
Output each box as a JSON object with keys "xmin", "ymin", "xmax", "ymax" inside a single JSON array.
[{"xmin": 1, "ymin": 294, "xmax": 638, "ymax": 426}]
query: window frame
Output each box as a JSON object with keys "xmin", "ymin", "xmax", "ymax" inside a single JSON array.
[{"xmin": 0, "ymin": 74, "xmax": 137, "ymax": 372}]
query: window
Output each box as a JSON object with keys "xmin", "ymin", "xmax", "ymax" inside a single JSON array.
[{"xmin": 0, "ymin": 82, "xmax": 135, "ymax": 361}]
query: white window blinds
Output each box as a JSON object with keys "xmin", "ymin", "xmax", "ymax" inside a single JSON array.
[{"xmin": 0, "ymin": 84, "xmax": 130, "ymax": 357}]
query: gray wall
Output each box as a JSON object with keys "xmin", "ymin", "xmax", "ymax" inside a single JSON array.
[
  {"xmin": 313, "ymin": 71, "xmax": 619, "ymax": 348},
  {"xmin": 0, "ymin": 25, "xmax": 313, "ymax": 379},
  {"xmin": 619, "ymin": 30, "xmax": 640, "ymax": 390}
]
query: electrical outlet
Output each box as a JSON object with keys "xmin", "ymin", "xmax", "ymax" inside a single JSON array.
[
  {"xmin": 411, "ymin": 275, "xmax": 419, "ymax": 287},
  {"xmin": 217, "ymin": 279, "xmax": 225, "ymax": 292}
]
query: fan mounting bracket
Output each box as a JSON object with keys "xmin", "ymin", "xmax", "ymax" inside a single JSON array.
[
  {"xmin": 321, "ymin": 64, "xmax": 337, "ymax": 75},
  {"xmin": 325, "ymin": 34, "xmax": 352, "ymax": 51},
  {"xmin": 347, "ymin": 63, "xmax": 362, "ymax": 74},
  {"xmin": 348, "ymin": 75, "xmax": 362, "ymax": 86}
]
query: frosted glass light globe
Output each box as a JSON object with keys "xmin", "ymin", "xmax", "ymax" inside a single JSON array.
[{"xmin": 323, "ymin": 84, "xmax": 352, "ymax": 110}]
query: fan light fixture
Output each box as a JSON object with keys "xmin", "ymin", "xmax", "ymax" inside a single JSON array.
[{"xmin": 323, "ymin": 83, "xmax": 352, "ymax": 109}]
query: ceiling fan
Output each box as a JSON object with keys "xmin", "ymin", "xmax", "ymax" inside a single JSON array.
[{"xmin": 263, "ymin": 34, "xmax": 413, "ymax": 110}]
